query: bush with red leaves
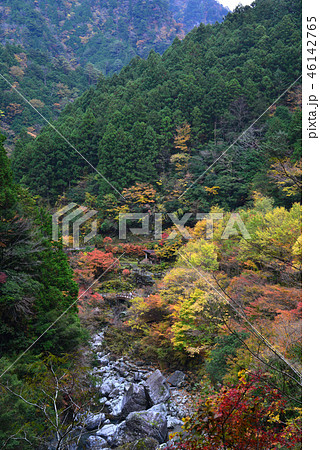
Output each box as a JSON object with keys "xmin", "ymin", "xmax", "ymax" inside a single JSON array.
[{"xmin": 166, "ymin": 372, "xmax": 301, "ymax": 450}]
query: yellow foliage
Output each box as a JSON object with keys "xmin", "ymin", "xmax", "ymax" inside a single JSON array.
[
  {"xmin": 204, "ymin": 186, "xmax": 220, "ymax": 195},
  {"xmin": 292, "ymin": 234, "xmax": 302, "ymax": 267},
  {"xmin": 14, "ymin": 52, "xmax": 27, "ymax": 68},
  {"xmin": 122, "ymin": 182, "xmax": 156, "ymax": 205},
  {"xmin": 269, "ymin": 158, "xmax": 302, "ymax": 197},
  {"xmin": 170, "ymin": 153, "xmax": 190, "ymax": 172},
  {"xmin": 174, "ymin": 123, "xmax": 191, "ymax": 152}
]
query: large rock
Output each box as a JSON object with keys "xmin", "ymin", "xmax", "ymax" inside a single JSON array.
[
  {"xmin": 166, "ymin": 370, "xmax": 186, "ymax": 387},
  {"xmin": 150, "ymin": 403, "xmax": 167, "ymax": 412},
  {"xmin": 84, "ymin": 412, "xmax": 106, "ymax": 431},
  {"xmin": 121, "ymin": 384, "xmax": 149, "ymax": 418},
  {"xmin": 85, "ymin": 435, "xmax": 108, "ymax": 449},
  {"xmin": 109, "ymin": 395, "xmax": 125, "ymax": 418},
  {"xmin": 145, "ymin": 370, "xmax": 170, "ymax": 406},
  {"xmin": 115, "ymin": 408, "xmax": 168, "ymax": 446},
  {"xmin": 100, "ymin": 379, "xmax": 115, "ymax": 396},
  {"xmin": 96, "ymin": 423, "xmax": 119, "ymax": 446}
]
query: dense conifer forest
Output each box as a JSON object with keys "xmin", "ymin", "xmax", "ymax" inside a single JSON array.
[{"xmin": 0, "ymin": 0, "xmax": 228, "ymax": 150}]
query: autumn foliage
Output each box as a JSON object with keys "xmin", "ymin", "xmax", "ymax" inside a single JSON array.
[
  {"xmin": 104, "ymin": 236, "xmax": 146, "ymax": 256},
  {"xmin": 73, "ymin": 248, "xmax": 119, "ymax": 284},
  {"xmin": 167, "ymin": 373, "xmax": 301, "ymax": 449}
]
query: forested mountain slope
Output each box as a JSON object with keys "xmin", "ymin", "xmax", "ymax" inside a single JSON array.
[
  {"xmin": 0, "ymin": 0, "xmax": 228, "ymax": 148},
  {"xmin": 12, "ymin": 0, "xmax": 301, "ymax": 211},
  {"xmin": 0, "ymin": 0, "xmax": 228, "ymax": 76},
  {"xmin": 0, "ymin": 43, "xmax": 91, "ymax": 152}
]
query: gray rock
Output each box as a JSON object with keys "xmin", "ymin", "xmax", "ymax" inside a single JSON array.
[
  {"xmin": 96, "ymin": 423, "xmax": 119, "ymax": 445},
  {"xmin": 92, "ymin": 367, "xmax": 107, "ymax": 375},
  {"xmin": 98, "ymin": 355, "xmax": 110, "ymax": 364},
  {"xmin": 167, "ymin": 415, "xmax": 184, "ymax": 430},
  {"xmin": 91, "ymin": 333, "xmax": 104, "ymax": 350},
  {"xmin": 166, "ymin": 371, "xmax": 186, "ymax": 387},
  {"xmin": 115, "ymin": 437, "xmax": 159, "ymax": 449},
  {"xmin": 109, "ymin": 387, "xmax": 121, "ymax": 399},
  {"xmin": 145, "ymin": 370, "xmax": 170, "ymax": 406},
  {"xmin": 121, "ymin": 384, "xmax": 149, "ymax": 418},
  {"xmin": 115, "ymin": 363, "xmax": 129, "ymax": 377},
  {"xmin": 100, "ymin": 379, "xmax": 115, "ymax": 396},
  {"xmin": 110, "ymin": 395, "xmax": 125, "ymax": 418},
  {"xmin": 116, "ymin": 408, "xmax": 168, "ymax": 445},
  {"xmin": 84, "ymin": 412, "xmax": 106, "ymax": 431},
  {"xmin": 133, "ymin": 372, "xmax": 142, "ymax": 382},
  {"xmin": 149, "ymin": 403, "xmax": 167, "ymax": 414},
  {"xmin": 85, "ymin": 435, "xmax": 108, "ymax": 449}
]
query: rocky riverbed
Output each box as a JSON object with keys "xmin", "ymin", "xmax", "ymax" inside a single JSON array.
[{"xmin": 72, "ymin": 328, "xmax": 193, "ymax": 449}]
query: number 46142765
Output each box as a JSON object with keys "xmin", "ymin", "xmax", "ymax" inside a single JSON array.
[{"xmin": 307, "ymin": 17, "xmax": 317, "ymax": 79}]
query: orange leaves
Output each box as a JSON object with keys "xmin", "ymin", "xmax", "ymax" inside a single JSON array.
[
  {"xmin": 6, "ymin": 102, "xmax": 23, "ymax": 118},
  {"xmin": 128, "ymin": 293, "xmax": 169, "ymax": 329},
  {"xmin": 77, "ymin": 287, "xmax": 104, "ymax": 316},
  {"xmin": 226, "ymin": 270, "xmax": 302, "ymax": 362},
  {"xmin": 29, "ymin": 99, "xmax": 45, "ymax": 109},
  {"xmin": 122, "ymin": 268, "xmax": 131, "ymax": 277},
  {"xmin": 136, "ymin": 39, "xmax": 146, "ymax": 48},
  {"xmin": 72, "ymin": 248, "xmax": 119, "ymax": 285},
  {"xmin": 120, "ymin": 243, "xmax": 146, "ymax": 256},
  {"xmin": 170, "ymin": 123, "xmax": 192, "ymax": 174},
  {"xmin": 228, "ymin": 271, "xmax": 301, "ymax": 323},
  {"xmin": 81, "ymin": 248, "xmax": 119, "ymax": 275},
  {"xmin": 103, "ymin": 236, "xmax": 146, "ymax": 257}
]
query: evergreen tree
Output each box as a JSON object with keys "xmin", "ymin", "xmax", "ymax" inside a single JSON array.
[{"xmin": 0, "ymin": 134, "xmax": 83, "ymax": 354}]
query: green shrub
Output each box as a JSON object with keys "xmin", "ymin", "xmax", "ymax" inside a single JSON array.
[{"xmin": 205, "ymin": 333, "xmax": 248, "ymax": 384}]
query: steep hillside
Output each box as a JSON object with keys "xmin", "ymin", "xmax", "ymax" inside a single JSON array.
[
  {"xmin": 0, "ymin": 43, "xmax": 91, "ymax": 152},
  {"xmin": 13, "ymin": 0, "xmax": 301, "ymax": 209},
  {"xmin": 0, "ymin": 0, "xmax": 228, "ymax": 77},
  {"xmin": 0, "ymin": 0, "xmax": 228, "ymax": 146}
]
